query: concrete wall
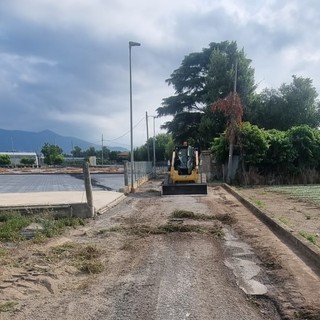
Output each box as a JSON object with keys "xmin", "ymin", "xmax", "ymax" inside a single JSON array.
[
  {"xmin": 0, "ymin": 204, "xmax": 93, "ymax": 219},
  {"xmin": 200, "ymin": 150, "xmax": 213, "ymax": 181}
]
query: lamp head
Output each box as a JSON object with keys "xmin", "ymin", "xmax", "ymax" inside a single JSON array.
[{"xmin": 129, "ymin": 41, "xmax": 141, "ymax": 47}]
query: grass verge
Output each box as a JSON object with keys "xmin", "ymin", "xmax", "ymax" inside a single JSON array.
[
  {"xmin": 299, "ymin": 231, "xmax": 319, "ymax": 247},
  {"xmin": 278, "ymin": 216, "xmax": 289, "ymax": 225},
  {"xmin": 0, "ymin": 210, "xmax": 86, "ymax": 242},
  {"xmin": 250, "ymin": 198, "xmax": 265, "ymax": 209}
]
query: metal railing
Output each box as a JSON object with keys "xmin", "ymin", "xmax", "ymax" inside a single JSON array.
[{"xmin": 124, "ymin": 161, "xmax": 153, "ymax": 188}]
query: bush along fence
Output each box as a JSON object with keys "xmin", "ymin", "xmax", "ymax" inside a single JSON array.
[{"xmin": 212, "ymin": 123, "xmax": 320, "ymax": 185}]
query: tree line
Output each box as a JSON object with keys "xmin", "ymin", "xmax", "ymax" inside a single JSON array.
[
  {"xmin": 40, "ymin": 143, "xmax": 125, "ymax": 166},
  {"xmin": 0, "ymin": 139, "xmax": 172, "ymax": 167}
]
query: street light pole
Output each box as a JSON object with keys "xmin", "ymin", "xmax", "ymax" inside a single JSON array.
[{"xmin": 129, "ymin": 41, "xmax": 141, "ymax": 192}]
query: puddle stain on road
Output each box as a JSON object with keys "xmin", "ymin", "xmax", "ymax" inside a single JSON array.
[{"xmin": 223, "ymin": 228, "xmax": 268, "ymax": 295}]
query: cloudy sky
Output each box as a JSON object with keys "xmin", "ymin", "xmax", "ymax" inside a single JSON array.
[{"xmin": 1, "ymin": 0, "xmax": 320, "ymax": 149}]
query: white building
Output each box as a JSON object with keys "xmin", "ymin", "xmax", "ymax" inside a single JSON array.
[{"xmin": 0, "ymin": 152, "xmax": 39, "ymax": 167}]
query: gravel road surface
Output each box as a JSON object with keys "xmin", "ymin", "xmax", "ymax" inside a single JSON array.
[{"xmin": 1, "ymin": 179, "xmax": 320, "ymax": 319}]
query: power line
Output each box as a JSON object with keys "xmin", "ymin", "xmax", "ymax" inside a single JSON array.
[
  {"xmin": 89, "ymin": 115, "xmax": 146, "ymax": 147},
  {"xmin": 102, "ymin": 115, "xmax": 145, "ymax": 142}
]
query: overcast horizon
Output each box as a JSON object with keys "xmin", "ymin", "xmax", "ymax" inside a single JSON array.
[{"xmin": 1, "ymin": 0, "xmax": 320, "ymax": 148}]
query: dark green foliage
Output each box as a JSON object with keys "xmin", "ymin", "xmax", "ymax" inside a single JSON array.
[
  {"xmin": 206, "ymin": 44, "xmax": 256, "ymax": 106},
  {"xmin": 85, "ymin": 147, "xmax": 96, "ymax": 157},
  {"xmin": 212, "ymin": 124, "xmax": 320, "ymax": 183},
  {"xmin": 0, "ymin": 154, "xmax": 11, "ymax": 166},
  {"xmin": 211, "ymin": 135, "xmax": 228, "ymax": 165},
  {"xmin": 246, "ymin": 76, "xmax": 320, "ymax": 130},
  {"xmin": 20, "ymin": 157, "xmax": 35, "ymax": 165},
  {"xmin": 287, "ymin": 125, "xmax": 320, "ymax": 170},
  {"xmin": 134, "ymin": 133, "xmax": 173, "ymax": 161},
  {"xmin": 134, "ymin": 145, "xmax": 148, "ymax": 162},
  {"xmin": 213, "ymin": 122, "xmax": 269, "ymax": 168},
  {"xmin": 163, "ymin": 112, "xmax": 202, "ymax": 146},
  {"xmin": 41, "ymin": 143, "xmax": 64, "ymax": 165},
  {"xmin": 262, "ymin": 130, "xmax": 293, "ymax": 174},
  {"xmin": 71, "ymin": 145, "xmax": 83, "ymax": 157},
  {"xmin": 0, "ymin": 212, "xmax": 31, "ymax": 241},
  {"xmin": 238, "ymin": 122, "xmax": 269, "ymax": 168},
  {"xmin": 70, "ymin": 145, "xmax": 111, "ymax": 164}
]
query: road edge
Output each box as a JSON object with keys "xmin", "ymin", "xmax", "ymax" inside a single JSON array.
[{"xmin": 222, "ymin": 183, "xmax": 320, "ymax": 276}]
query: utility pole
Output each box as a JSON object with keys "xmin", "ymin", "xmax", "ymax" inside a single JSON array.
[
  {"xmin": 101, "ymin": 134, "xmax": 104, "ymax": 166},
  {"xmin": 146, "ymin": 111, "xmax": 150, "ymax": 162},
  {"xmin": 147, "ymin": 114, "xmax": 157, "ymax": 176},
  {"xmin": 227, "ymin": 58, "xmax": 238, "ymax": 184},
  {"xmin": 11, "ymin": 137, "xmax": 16, "ymax": 168},
  {"xmin": 233, "ymin": 59, "xmax": 238, "ymax": 93},
  {"xmin": 71, "ymin": 141, "xmax": 74, "ymax": 164},
  {"xmin": 129, "ymin": 41, "xmax": 141, "ymax": 192},
  {"xmin": 153, "ymin": 116, "xmax": 156, "ymax": 177}
]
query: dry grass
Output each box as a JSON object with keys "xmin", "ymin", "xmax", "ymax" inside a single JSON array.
[
  {"xmin": 49, "ymin": 243, "xmax": 105, "ymax": 274},
  {"xmin": 153, "ymin": 223, "xmax": 224, "ymax": 237},
  {"xmin": 105, "ymin": 222, "xmax": 224, "ymax": 238},
  {"xmin": 171, "ymin": 210, "xmax": 235, "ymax": 224}
]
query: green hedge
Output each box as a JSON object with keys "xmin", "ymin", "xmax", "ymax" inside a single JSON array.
[{"xmin": 211, "ymin": 123, "xmax": 320, "ymax": 184}]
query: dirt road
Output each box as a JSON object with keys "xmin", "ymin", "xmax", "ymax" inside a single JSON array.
[{"xmin": 1, "ymin": 180, "xmax": 320, "ymax": 319}]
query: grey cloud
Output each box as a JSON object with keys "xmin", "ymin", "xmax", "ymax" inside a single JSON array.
[{"xmin": 1, "ymin": 0, "xmax": 320, "ymax": 147}]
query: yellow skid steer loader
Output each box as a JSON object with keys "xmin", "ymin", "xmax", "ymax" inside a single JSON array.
[{"xmin": 162, "ymin": 145, "xmax": 207, "ymax": 195}]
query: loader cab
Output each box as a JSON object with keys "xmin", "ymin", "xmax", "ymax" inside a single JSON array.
[{"xmin": 173, "ymin": 145, "xmax": 195, "ymax": 175}]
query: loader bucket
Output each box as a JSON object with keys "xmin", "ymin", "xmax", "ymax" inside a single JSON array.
[{"xmin": 162, "ymin": 183, "xmax": 207, "ymax": 196}]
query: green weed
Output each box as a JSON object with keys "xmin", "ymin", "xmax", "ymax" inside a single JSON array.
[
  {"xmin": 0, "ymin": 210, "xmax": 86, "ymax": 243},
  {"xmin": 0, "ymin": 212, "xmax": 31, "ymax": 241},
  {"xmin": 0, "ymin": 301, "xmax": 18, "ymax": 313},
  {"xmin": 278, "ymin": 216, "xmax": 289, "ymax": 225},
  {"xmin": 0, "ymin": 248, "xmax": 7, "ymax": 257},
  {"xmin": 299, "ymin": 231, "xmax": 318, "ymax": 246},
  {"xmin": 251, "ymin": 199, "xmax": 265, "ymax": 208}
]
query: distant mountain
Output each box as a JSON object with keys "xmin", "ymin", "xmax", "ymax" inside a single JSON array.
[{"xmin": 0, "ymin": 129, "xmax": 127, "ymax": 154}]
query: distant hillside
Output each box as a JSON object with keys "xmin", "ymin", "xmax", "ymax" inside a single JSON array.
[{"xmin": 0, "ymin": 129, "xmax": 127, "ymax": 154}]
